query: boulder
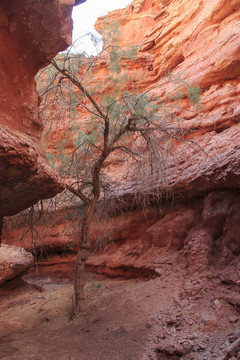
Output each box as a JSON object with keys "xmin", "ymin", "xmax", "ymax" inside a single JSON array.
[{"xmin": 0, "ymin": 244, "xmax": 34, "ymax": 284}]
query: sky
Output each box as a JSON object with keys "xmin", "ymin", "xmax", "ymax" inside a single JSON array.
[{"xmin": 71, "ymin": 0, "xmax": 132, "ymax": 54}]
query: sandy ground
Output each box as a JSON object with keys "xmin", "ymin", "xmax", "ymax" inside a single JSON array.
[{"xmin": 0, "ymin": 264, "xmax": 240, "ymax": 360}]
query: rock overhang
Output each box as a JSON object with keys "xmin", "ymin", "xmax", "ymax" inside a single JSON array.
[{"xmin": 0, "ymin": 0, "xmax": 86, "ymax": 217}]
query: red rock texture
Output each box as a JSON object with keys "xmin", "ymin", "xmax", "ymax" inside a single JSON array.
[
  {"xmin": 85, "ymin": 189, "xmax": 240, "ymax": 279},
  {"xmin": 0, "ymin": 244, "xmax": 34, "ymax": 284},
  {"xmin": 3, "ymin": 189, "xmax": 240, "ymax": 285},
  {"xmin": 94, "ymin": 0, "xmax": 240, "ymax": 200},
  {"xmin": 2, "ymin": 0, "xmax": 240, "ymax": 285},
  {"xmin": 0, "ymin": 127, "xmax": 64, "ymax": 216},
  {"xmin": 0, "ymin": 0, "xmax": 86, "ymax": 216},
  {"xmin": 42, "ymin": 0, "xmax": 240, "ymax": 203}
]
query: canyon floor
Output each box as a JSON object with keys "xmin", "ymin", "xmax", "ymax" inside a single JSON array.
[{"xmin": 0, "ymin": 262, "xmax": 240, "ymax": 360}]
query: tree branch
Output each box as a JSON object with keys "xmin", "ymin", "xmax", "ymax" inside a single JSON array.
[
  {"xmin": 65, "ymin": 184, "xmax": 90, "ymax": 205},
  {"xmin": 51, "ymin": 60, "xmax": 107, "ymax": 121}
]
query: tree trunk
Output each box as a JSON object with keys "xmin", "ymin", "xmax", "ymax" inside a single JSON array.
[
  {"xmin": 72, "ymin": 203, "xmax": 96, "ymax": 317},
  {"xmin": 73, "ymin": 248, "xmax": 87, "ymax": 316},
  {"xmin": 72, "ymin": 147, "xmax": 104, "ymax": 317},
  {"xmin": 0, "ymin": 217, "xmax": 3, "ymax": 247}
]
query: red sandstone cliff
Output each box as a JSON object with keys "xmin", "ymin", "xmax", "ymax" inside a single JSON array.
[
  {"xmin": 1, "ymin": 3, "xmax": 240, "ymax": 358},
  {"xmin": 94, "ymin": 0, "xmax": 240, "ymax": 200},
  {"xmin": 0, "ymin": 0, "xmax": 86, "ymax": 217},
  {"xmin": 2, "ymin": 0, "xmax": 240, "ymax": 280},
  {"xmin": 84, "ymin": 0, "xmax": 240, "ymax": 275}
]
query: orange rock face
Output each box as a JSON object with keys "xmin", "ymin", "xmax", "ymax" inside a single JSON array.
[
  {"xmin": 0, "ymin": 0, "xmax": 86, "ymax": 216},
  {"xmin": 94, "ymin": 0, "xmax": 240, "ymax": 200},
  {"xmin": 2, "ymin": 0, "xmax": 240, "ymax": 283},
  {"xmin": 3, "ymin": 189, "xmax": 240, "ymax": 284},
  {"xmin": 85, "ymin": 0, "xmax": 240, "ymax": 274}
]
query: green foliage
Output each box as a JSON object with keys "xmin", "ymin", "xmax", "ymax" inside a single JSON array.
[
  {"xmin": 101, "ymin": 19, "xmax": 121, "ymax": 47},
  {"xmin": 187, "ymin": 85, "xmax": 202, "ymax": 104},
  {"xmin": 45, "ymin": 152, "xmax": 55, "ymax": 164},
  {"xmin": 38, "ymin": 18, "xmax": 201, "ymax": 205}
]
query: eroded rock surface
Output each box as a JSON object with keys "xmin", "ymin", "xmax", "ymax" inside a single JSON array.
[
  {"xmin": 0, "ymin": 244, "xmax": 33, "ymax": 284},
  {"xmin": 95, "ymin": 0, "xmax": 240, "ymax": 200},
  {"xmin": 0, "ymin": 0, "xmax": 86, "ymax": 216},
  {"xmin": 2, "ymin": 0, "xmax": 240, "ymax": 286},
  {"xmin": 1, "ymin": 1, "xmax": 240, "ymax": 359},
  {"xmin": 0, "ymin": 126, "xmax": 64, "ymax": 216},
  {"xmin": 39, "ymin": 0, "xmax": 240, "ymax": 204}
]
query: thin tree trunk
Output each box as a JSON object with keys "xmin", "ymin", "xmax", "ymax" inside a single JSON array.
[
  {"xmin": 73, "ymin": 249, "xmax": 87, "ymax": 316},
  {"xmin": 72, "ymin": 135, "xmax": 106, "ymax": 317},
  {"xmin": 0, "ymin": 217, "xmax": 3, "ymax": 247},
  {"xmin": 72, "ymin": 203, "xmax": 96, "ymax": 317}
]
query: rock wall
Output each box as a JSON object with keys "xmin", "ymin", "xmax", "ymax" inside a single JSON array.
[
  {"xmin": 76, "ymin": 0, "xmax": 240, "ymax": 275},
  {"xmin": 95, "ymin": 0, "xmax": 240, "ymax": 200},
  {"xmin": 99, "ymin": 0, "xmax": 240, "ymax": 280},
  {"xmin": 0, "ymin": 0, "xmax": 86, "ymax": 217},
  {"xmin": 87, "ymin": 189, "xmax": 240, "ymax": 281},
  {"xmin": 2, "ymin": 0, "xmax": 240, "ymax": 283},
  {"xmin": 3, "ymin": 189, "xmax": 240, "ymax": 287}
]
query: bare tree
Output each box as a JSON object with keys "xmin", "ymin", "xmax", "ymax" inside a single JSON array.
[{"xmin": 37, "ymin": 23, "xmax": 201, "ymax": 317}]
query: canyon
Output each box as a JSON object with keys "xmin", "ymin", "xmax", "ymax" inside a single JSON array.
[
  {"xmin": 3, "ymin": 0, "xmax": 240, "ymax": 278},
  {"xmin": 1, "ymin": 0, "xmax": 240, "ymax": 359}
]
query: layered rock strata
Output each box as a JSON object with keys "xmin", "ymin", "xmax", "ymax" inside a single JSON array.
[
  {"xmin": 95, "ymin": 0, "xmax": 240, "ymax": 200},
  {"xmin": 74, "ymin": 0, "xmax": 240, "ymax": 274},
  {"xmin": 0, "ymin": 244, "xmax": 34, "ymax": 284},
  {"xmin": 3, "ymin": 189, "xmax": 240, "ymax": 287},
  {"xmin": 0, "ymin": 0, "xmax": 86, "ymax": 217},
  {"xmin": 2, "ymin": 0, "xmax": 240, "ymax": 284}
]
